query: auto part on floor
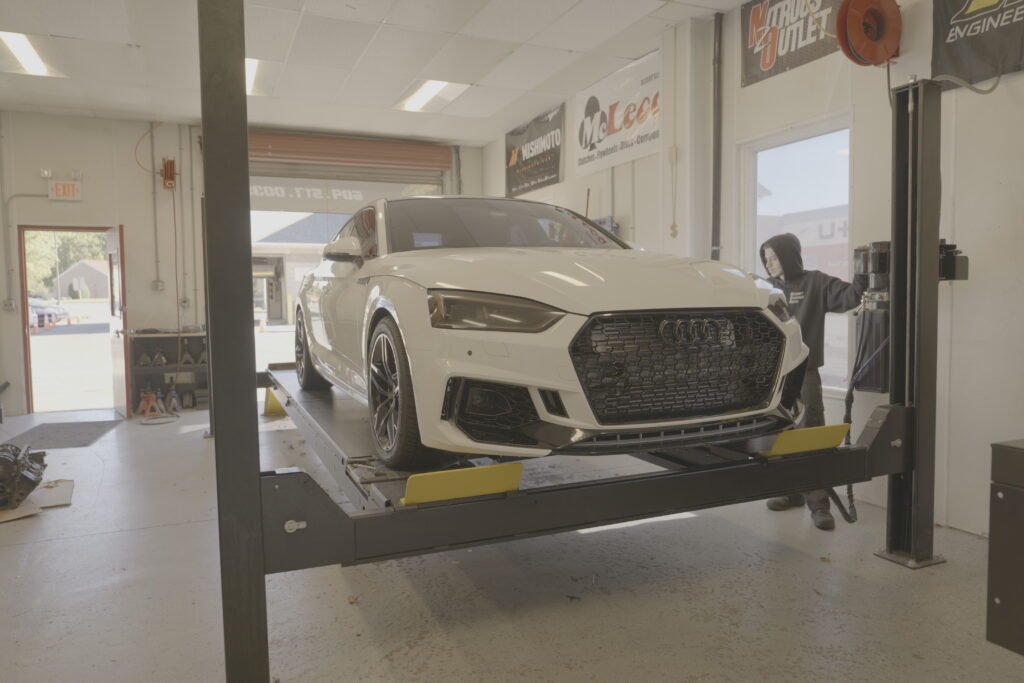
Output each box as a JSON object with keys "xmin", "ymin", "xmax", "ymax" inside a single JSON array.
[{"xmin": 0, "ymin": 444, "xmax": 47, "ymax": 511}]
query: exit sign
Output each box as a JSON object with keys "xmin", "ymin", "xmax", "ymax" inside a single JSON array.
[{"xmin": 48, "ymin": 180, "xmax": 82, "ymax": 201}]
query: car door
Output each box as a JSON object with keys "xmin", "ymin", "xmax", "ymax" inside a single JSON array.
[
  {"xmin": 321, "ymin": 207, "xmax": 377, "ymax": 393},
  {"xmin": 306, "ymin": 216, "xmax": 354, "ymax": 366}
]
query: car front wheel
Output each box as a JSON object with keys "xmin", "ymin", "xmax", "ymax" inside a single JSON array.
[
  {"xmin": 295, "ymin": 310, "xmax": 330, "ymax": 390},
  {"xmin": 367, "ymin": 317, "xmax": 423, "ymax": 470}
]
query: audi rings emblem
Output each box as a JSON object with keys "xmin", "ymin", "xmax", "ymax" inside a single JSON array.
[{"xmin": 659, "ymin": 318, "xmax": 723, "ymax": 346}]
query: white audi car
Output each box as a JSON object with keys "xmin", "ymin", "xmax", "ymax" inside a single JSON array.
[{"xmin": 296, "ymin": 197, "xmax": 808, "ymax": 470}]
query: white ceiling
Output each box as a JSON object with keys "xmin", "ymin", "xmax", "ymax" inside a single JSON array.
[{"xmin": 0, "ymin": 0, "xmax": 744, "ymax": 145}]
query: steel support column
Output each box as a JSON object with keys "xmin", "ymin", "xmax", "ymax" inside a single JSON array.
[
  {"xmin": 879, "ymin": 81, "xmax": 945, "ymax": 568},
  {"xmin": 197, "ymin": 0, "xmax": 271, "ymax": 679}
]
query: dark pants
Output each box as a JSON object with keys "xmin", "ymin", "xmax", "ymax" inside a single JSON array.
[{"xmin": 802, "ymin": 367, "xmax": 830, "ymax": 512}]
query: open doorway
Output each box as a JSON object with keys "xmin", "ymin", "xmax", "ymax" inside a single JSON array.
[{"xmin": 18, "ymin": 226, "xmax": 117, "ymax": 412}]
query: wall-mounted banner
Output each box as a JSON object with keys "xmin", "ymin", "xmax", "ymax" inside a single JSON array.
[
  {"xmin": 505, "ymin": 103, "xmax": 564, "ymax": 197},
  {"xmin": 741, "ymin": 0, "xmax": 840, "ymax": 86},
  {"xmin": 574, "ymin": 51, "xmax": 661, "ymax": 177},
  {"xmin": 933, "ymin": 0, "xmax": 1024, "ymax": 85}
]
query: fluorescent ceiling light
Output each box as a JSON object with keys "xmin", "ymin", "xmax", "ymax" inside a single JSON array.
[
  {"xmin": 0, "ymin": 32, "xmax": 48, "ymax": 76},
  {"xmin": 245, "ymin": 58, "xmax": 259, "ymax": 95},
  {"xmin": 397, "ymin": 79, "xmax": 470, "ymax": 113}
]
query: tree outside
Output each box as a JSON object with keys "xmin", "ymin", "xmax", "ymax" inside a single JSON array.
[{"xmin": 24, "ymin": 230, "xmax": 107, "ymax": 298}]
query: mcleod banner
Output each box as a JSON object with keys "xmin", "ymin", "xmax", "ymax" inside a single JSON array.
[
  {"xmin": 741, "ymin": 0, "xmax": 840, "ymax": 86},
  {"xmin": 505, "ymin": 103, "xmax": 564, "ymax": 197},
  {"xmin": 933, "ymin": 0, "xmax": 1024, "ymax": 85},
  {"xmin": 574, "ymin": 50, "xmax": 661, "ymax": 177}
]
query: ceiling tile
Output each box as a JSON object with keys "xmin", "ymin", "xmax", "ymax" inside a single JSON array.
[
  {"xmin": 287, "ymin": 15, "xmax": 378, "ymax": 69},
  {"xmin": 440, "ymin": 84, "xmax": 525, "ymax": 118},
  {"xmin": 245, "ymin": 0, "xmax": 306, "ymax": 10},
  {"xmin": 271, "ymin": 62, "xmax": 349, "ymax": 102},
  {"xmin": 0, "ymin": 71, "xmax": 88, "ymax": 105},
  {"xmin": 348, "ymin": 24, "xmax": 450, "ymax": 80},
  {"xmin": 479, "ymin": 44, "xmax": 579, "ymax": 91},
  {"xmin": 41, "ymin": 0, "xmax": 132, "ymax": 44},
  {"xmin": 676, "ymin": 0, "xmax": 746, "ymax": 11},
  {"xmin": 417, "ymin": 35, "xmax": 516, "ymax": 85},
  {"xmin": 460, "ymin": 0, "xmax": 577, "ymax": 43},
  {"xmin": 492, "ymin": 90, "xmax": 565, "ymax": 130},
  {"xmin": 245, "ymin": 5, "xmax": 300, "ymax": 61},
  {"xmin": 529, "ymin": 0, "xmax": 665, "ymax": 52},
  {"xmin": 386, "ymin": 0, "xmax": 491, "ymax": 34},
  {"xmin": 50, "ymin": 37, "xmax": 147, "ymax": 86},
  {"xmin": 652, "ymin": 2, "xmax": 715, "ymax": 22},
  {"xmin": 535, "ymin": 53, "xmax": 632, "ymax": 96},
  {"xmin": 0, "ymin": 1, "xmax": 49, "ymax": 35},
  {"xmin": 594, "ymin": 17, "xmax": 671, "ymax": 60},
  {"xmin": 335, "ymin": 69, "xmax": 416, "ymax": 108},
  {"xmin": 302, "ymin": 0, "xmax": 395, "ymax": 24},
  {"xmin": 140, "ymin": 45, "xmax": 200, "ymax": 91},
  {"xmin": 126, "ymin": 1, "xmax": 199, "ymax": 48}
]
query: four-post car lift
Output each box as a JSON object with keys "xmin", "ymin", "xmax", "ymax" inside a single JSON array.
[{"xmin": 196, "ymin": 2, "xmax": 960, "ymax": 680}]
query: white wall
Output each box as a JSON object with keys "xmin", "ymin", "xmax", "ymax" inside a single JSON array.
[
  {"xmin": 0, "ymin": 112, "xmax": 498, "ymax": 418},
  {"xmin": 0, "ymin": 112, "xmax": 205, "ymax": 416},
  {"xmin": 474, "ymin": 2, "xmax": 1024, "ymax": 536}
]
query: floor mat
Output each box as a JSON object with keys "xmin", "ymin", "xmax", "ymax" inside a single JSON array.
[{"xmin": 4, "ymin": 420, "xmax": 121, "ymax": 449}]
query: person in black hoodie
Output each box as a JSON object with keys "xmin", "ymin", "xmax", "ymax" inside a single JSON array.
[{"xmin": 760, "ymin": 233, "xmax": 867, "ymax": 530}]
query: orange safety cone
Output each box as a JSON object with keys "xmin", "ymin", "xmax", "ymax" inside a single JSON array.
[
  {"xmin": 44, "ymin": 319, "xmax": 52, "ymax": 330},
  {"xmin": 31, "ymin": 320, "xmax": 39, "ymax": 334}
]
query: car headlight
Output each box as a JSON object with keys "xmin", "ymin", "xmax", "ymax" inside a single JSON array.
[
  {"xmin": 427, "ymin": 290, "xmax": 565, "ymax": 332},
  {"xmin": 767, "ymin": 294, "xmax": 792, "ymax": 322}
]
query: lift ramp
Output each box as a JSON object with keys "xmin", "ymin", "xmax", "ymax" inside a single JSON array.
[{"xmin": 257, "ymin": 367, "xmax": 909, "ymax": 573}]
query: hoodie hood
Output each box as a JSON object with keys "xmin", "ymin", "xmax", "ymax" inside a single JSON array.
[{"xmin": 760, "ymin": 233, "xmax": 805, "ymax": 279}]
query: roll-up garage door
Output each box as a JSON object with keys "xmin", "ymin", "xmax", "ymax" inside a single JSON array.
[{"xmin": 248, "ymin": 130, "xmax": 453, "ymax": 186}]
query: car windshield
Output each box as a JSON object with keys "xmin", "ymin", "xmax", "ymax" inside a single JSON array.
[{"xmin": 385, "ymin": 198, "xmax": 627, "ymax": 253}]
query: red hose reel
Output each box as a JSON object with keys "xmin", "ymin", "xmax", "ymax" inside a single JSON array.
[{"xmin": 836, "ymin": 0, "xmax": 902, "ymax": 66}]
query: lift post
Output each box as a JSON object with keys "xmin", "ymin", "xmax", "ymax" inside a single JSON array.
[
  {"xmin": 196, "ymin": 0, "xmax": 270, "ymax": 681},
  {"xmin": 878, "ymin": 81, "xmax": 945, "ymax": 568}
]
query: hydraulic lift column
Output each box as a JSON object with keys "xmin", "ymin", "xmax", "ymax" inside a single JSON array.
[
  {"xmin": 197, "ymin": 0, "xmax": 271, "ymax": 680},
  {"xmin": 878, "ymin": 81, "xmax": 944, "ymax": 568}
]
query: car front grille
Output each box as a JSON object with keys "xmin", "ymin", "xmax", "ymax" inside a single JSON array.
[{"xmin": 569, "ymin": 309, "xmax": 786, "ymax": 425}]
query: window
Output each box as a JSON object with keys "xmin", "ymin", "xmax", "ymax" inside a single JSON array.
[
  {"xmin": 753, "ymin": 128, "xmax": 851, "ymax": 390},
  {"xmin": 386, "ymin": 198, "xmax": 627, "ymax": 253},
  {"xmin": 353, "ymin": 208, "xmax": 378, "ymax": 259}
]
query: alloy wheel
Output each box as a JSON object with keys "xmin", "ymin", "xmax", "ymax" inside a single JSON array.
[
  {"xmin": 295, "ymin": 316, "xmax": 306, "ymax": 384},
  {"xmin": 369, "ymin": 333, "xmax": 400, "ymax": 452}
]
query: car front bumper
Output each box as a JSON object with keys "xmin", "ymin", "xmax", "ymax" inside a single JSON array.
[{"xmin": 399, "ymin": 305, "xmax": 808, "ymax": 459}]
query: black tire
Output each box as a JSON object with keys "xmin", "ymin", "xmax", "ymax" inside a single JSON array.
[
  {"xmin": 295, "ymin": 309, "xmax": 330, "ymax": 390},
  {"xmin": 367, "ymin": 316, "xmax": 424, "ymax": 470}
]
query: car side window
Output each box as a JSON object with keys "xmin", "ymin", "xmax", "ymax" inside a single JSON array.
[
  {"xmin": 354, "ymin": 208, "xmax": 378, "ymax": 259},
  {"xmin": 333, "ymin": 216, "xmax": 356, "ymax": 242}
]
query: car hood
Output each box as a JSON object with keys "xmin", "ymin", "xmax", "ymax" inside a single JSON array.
[{"xmin": 373, "ymin": 248, "xmax": 774, "ymax": 314}]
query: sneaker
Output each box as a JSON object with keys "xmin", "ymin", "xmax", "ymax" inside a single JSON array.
[
  {"xmin": 766, "ymin": 493, "xmax": 806, "ymax": 511},
  {"xmin": 811, "ymin": 508, "xmax": 836, "ymax": 530}
]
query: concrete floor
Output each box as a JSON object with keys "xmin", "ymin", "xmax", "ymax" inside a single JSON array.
[{"xmin": 1, "ymin": 409, "xmax": 1021, "ymax": 683}]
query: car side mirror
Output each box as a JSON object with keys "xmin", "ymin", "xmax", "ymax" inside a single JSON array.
[{"xmin": 323, "ymin": 235, "xmax": 363, "ymax": 263}]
